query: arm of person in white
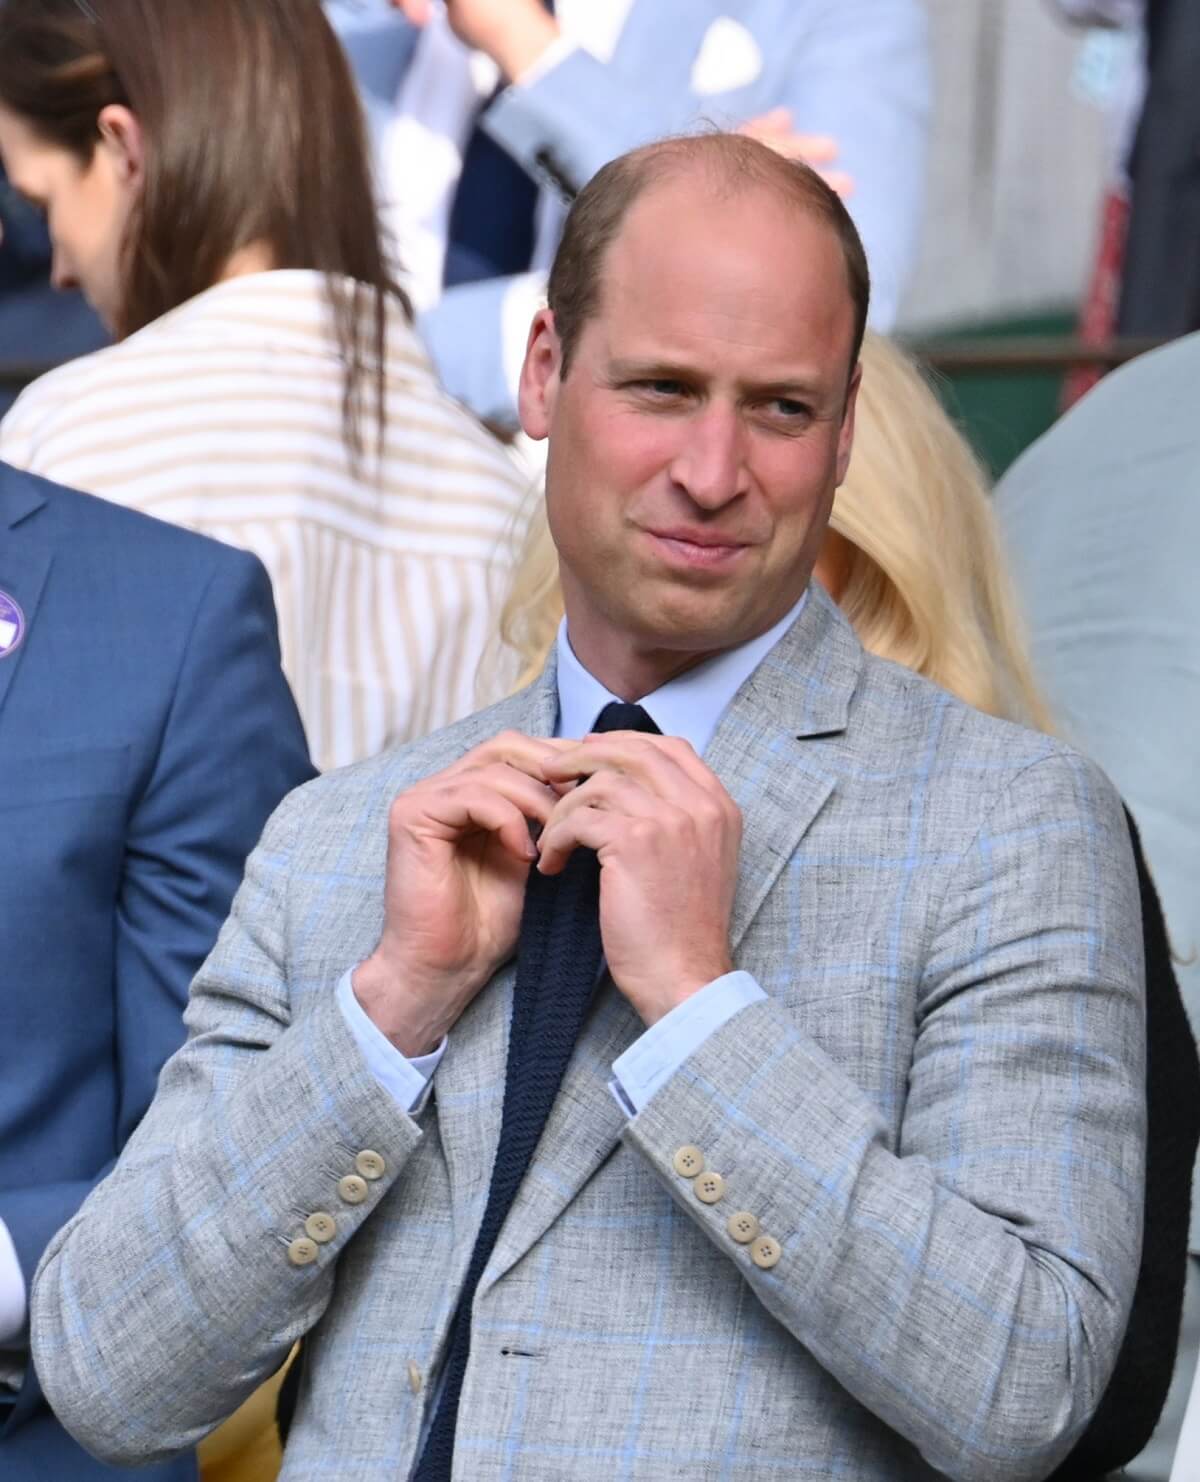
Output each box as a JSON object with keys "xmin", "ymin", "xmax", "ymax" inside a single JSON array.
[
  {"xmin": 610, "ymin": 971, "xmax": 767, "ymax": 1116},
  {"xmin": 0, "ymin": 1219, "xmax": 26, "ymax": 1345},
  {"xmin": 336, "ymin": 970, "xmax": 446, "ymax": 1111}
]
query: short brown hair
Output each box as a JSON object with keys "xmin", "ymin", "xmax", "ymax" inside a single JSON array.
[
  {"xmin": 0, "ymin": 0, "xmax": 407, "ymax": 461},
  {"xmin": 548, "ymin": 132, "xmax": 870, "ymax": 383}
]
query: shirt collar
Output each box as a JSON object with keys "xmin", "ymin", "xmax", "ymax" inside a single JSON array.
[{"xmin": 554, "ymin": 592, "xmax": 808, "ymax": 756}]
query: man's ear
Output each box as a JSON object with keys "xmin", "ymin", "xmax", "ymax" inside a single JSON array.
[
  {"xmin": 835, "ymin": 360, "xmax": 862, "ymax": 487},
  {"xmin": 518, "ymin": 308, "xmax": 563, "ymax": 443},
  {"xmin": 95, "ymin": 104, "xmax": 145, "ymax": 190}
]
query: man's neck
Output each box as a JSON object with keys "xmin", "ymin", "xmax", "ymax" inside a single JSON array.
[{"xmin": 563, "ymin": 631, "xmax": 724, "ymax": 703}]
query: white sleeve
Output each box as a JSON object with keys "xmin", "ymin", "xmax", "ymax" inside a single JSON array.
[{"xmin": 0, "ymin": 1217, "xmax": 26, "ymax": 1343}]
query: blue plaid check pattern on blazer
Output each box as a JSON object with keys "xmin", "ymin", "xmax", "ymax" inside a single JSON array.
[{"xmin": 31, "ymin": 589, "xmax": 1146, "ymax": 1481}]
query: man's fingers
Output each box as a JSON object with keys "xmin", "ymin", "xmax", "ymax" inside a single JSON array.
[
  {"xmin": 445, "ymin": 730, "xmax": 575, "ymax": 783},
  {"xmin": 417, "ymin": 781, "xmax": 545, "ymax": 862},
  {"xmin": 542, "ymin": 769, "xmax": 662, "ymax": 834},
  {"xmin": 543, "ymin": 732, "xmax": 717, "ymax": 798},
  {"xmin": 816, "ymin": 170, "xmax": 854, "ymax": 198},
  {"xmin": 537, "ymin": 804, "xmax": 623, "ymax": 876},
  {"xmin": 739, "ymin": 106, "xmax": 792, "ymax": 132},
  {"xmin": 390, "ymin": 0, "xmax": 433, "ymax": 22},
  {"xmin": 400, "ymin": 765, "xmax": 559, "ymax": 852}
]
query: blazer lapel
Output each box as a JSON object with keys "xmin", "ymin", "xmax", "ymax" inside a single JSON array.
[
  {"xmin": 0, "ymin": 471, "xmax": 52, "ymax": 726},
  {"xmin": 708, "ymin": 588, "xmax": 862, "ymax": 952},
  {"xmin": 482, "ymin": 588, "xmax": 864, "ymax": 1289}
]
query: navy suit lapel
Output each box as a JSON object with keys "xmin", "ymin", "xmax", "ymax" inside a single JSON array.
[{"xmin": 0, "ymin": 471, "xmax": 52, "ymax": 726}]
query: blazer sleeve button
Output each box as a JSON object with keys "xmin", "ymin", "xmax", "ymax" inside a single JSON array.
[
  {"xmin": 673, "ymin": 1146, "xmax": 705, "ymax": 1178},
  {"xmin": 338, "ymin": 1174, "xmax": 369, "ymax": 1205},
  {"xmin": 305, "ymin": 1212, "xmax": 337, "ymax": 1244},
  {"xmin": 694, "ymin": 1171, "xmax": 726, "ymax": 1204},
  {"xmin": 287, "ymin": 1236, "xmax": 319, "ymax": 1267},
  {"xmin": 750, "ymin": 1235, "xmax": 782, "ymax": 1270},
  {"xmin": 356, "ymin": 1150, "xmax": 386, "ymax": 1181},
  {"xmin": 727, "ymin": 1211, "xmax": 760, "ymax": 1244}
]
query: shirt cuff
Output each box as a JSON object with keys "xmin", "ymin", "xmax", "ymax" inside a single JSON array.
[
  {"xmin": 609, "ymin": 971, "xmax": 767, "ymax": 1117},
  {"xmin": 0, "ymin": 1217, "xmax": 26, "ymax": 1345},
  {"xmin": 515, "ymin": 35, "xmax": 578, "ymax": 88},
  {"xmin": 336, "ymin": 970, "xmax": 445, "ymax": 1113}
]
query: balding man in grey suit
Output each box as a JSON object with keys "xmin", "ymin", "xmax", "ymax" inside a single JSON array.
[{"xmin": 30, "ymin": 134, "xmax": 1146, "ymax": 1482}]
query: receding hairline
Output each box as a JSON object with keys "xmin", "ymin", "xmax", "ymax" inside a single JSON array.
[{"xmin": 548, "ymin": 131, "xmax": 870, "ymax": 376}]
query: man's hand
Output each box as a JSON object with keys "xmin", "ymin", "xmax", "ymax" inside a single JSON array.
[
  {"xmin": 738, "ymin": 110, "xmax": 854, "ymax": 198},
  {"xmin": 390, "ymin": 0, "xmax": 561, "ymax": 80},
  {"xmin": 352, "ymin": 732, "xmax": 571, "ymax": 1056},
  {"xmin": 537, "ymin": 733, "xmax": 742, "ymax": 1026}
]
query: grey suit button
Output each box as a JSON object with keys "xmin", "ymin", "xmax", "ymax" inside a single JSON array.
[
  {"xmin": 287, "ymin": 1237, "xmax": 319, "ymax": 1268},
  {"xmin": 751, "ymin": 1234, "xmax": 782, "ymax": 1270},
  {"xmin": 673, "ymin": 1145, "xmax": 704, "ymax": 1178},
  {"xmin": 407, "ymin": 1360, "xmax": 423, "ymax": 1395},
  {"xmin": 338, "ymin": 1174, "xmax": 369, "ymax": 1205},
  {"xmin": 694, "ymin": 1171, "xmax": 726, "ymax": 1205},
  {"xmin": 727, "ymin": 1211, "xmax": 760, "ymax": 1244},
  {"xmin": 305, "ymin": 1212, "xmax": 336, "ymax": 1244},
  {"xmin": 356, "ymin": 1149, "xmax": 386, "ymax": 1181}
]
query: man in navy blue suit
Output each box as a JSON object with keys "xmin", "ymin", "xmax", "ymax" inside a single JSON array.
[{"xmin": 0, "ymin": 461, "xmax": 314, "ymax": 1479}]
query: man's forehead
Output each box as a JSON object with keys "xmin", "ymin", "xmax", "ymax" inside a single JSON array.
[
  {"xmin": 595, "ymin": 176, "xmax": 853, "ymax": 329},
  {"xmin": 590, "ymin": 215, "xmax": 854, "ymax": 383}
]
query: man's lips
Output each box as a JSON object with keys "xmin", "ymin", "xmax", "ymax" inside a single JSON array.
[{"xmin": 641, "ymin": 527, "xmax": 754, "ymax": 569}]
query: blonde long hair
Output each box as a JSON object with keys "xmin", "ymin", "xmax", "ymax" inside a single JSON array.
[{"xmin": 498, "ymin": 333, "xmax": 1052, "ymax": 731}]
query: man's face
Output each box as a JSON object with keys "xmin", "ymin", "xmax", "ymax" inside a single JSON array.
[{"xmin": 520, "ymin": 176, "xmax": 860, "ymax": 671}]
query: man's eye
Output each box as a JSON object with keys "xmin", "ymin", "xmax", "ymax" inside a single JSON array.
[
  {"xmin": 636, "ymin": 380, "xmax": 686, "ymax": 398},
  {"xmin": 772, "ymin": 399, "xmax": 810, "ymax": 418}
]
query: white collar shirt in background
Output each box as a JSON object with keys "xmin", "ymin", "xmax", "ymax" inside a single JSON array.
[{"xmin": 381, "ymin": 0, "xmax": 637, "ymax": 312}]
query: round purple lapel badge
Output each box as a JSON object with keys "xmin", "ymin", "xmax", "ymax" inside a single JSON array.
[{"xmin": 0, "ymin": 590, "xmax": 26, "ymax": 660}]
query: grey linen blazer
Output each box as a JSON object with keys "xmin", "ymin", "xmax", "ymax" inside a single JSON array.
[{"xmin": 30, "ymin": 590, "xmax": 1146, "ymax": 1482}]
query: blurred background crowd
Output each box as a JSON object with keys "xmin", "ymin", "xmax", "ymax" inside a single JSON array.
[{"xmin": 1, "ymin": 1, "xmax": 1198, "ymax": 1480}]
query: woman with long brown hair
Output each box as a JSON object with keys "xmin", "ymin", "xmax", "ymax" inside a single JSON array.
[{"xmin": 0, "ymin": 0, "xmax": 529, "ymax": 772}]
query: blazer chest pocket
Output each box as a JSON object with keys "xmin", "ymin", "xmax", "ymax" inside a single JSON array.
[{"xmin": 0, "ymin": 744, "xmax": 130, "ymax": 811}]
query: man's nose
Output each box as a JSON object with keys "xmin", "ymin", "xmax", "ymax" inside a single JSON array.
[{"xmin": 668, "ymin": 403, "xmax": 749, "ymax": 509}]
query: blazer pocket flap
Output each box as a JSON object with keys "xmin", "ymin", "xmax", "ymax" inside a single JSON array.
[{"xmin": 1, "ymin": 744, "xmax": 130, "ymax": 808}]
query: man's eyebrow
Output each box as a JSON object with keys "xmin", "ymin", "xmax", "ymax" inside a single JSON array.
[
  {"xmin": 745, "ymin": 378, "xmax": 824, "ymax": 402},
  {"xmin": 606, "ymin": 358, "xmax": 827, "ymax": 401},
  {"xmin": 606, "ymin": 358, "xmax": 701, "ymax": 382}
]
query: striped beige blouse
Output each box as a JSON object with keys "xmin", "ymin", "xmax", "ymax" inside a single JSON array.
[{"xmin": 0, "ymin": 270, "xmax": 531, "ymax": 771}]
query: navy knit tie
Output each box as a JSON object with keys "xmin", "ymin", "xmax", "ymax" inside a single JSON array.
[
  {"xmin": 442, "ymin": 0, "xmax": 556, "ymax": 288},
  {"xmin": 413, "ymin": 701, "xmax": 659, "ymax": 1481}
]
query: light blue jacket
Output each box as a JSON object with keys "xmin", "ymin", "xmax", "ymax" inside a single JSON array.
[{"xmin": 329, "ymin": 0, "xmax": 931, "ymax": 426}]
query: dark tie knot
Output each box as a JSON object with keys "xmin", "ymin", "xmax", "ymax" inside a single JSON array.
[{"xmin": 592, "ymin": 701, "xmax": 660, "ymax": 735}]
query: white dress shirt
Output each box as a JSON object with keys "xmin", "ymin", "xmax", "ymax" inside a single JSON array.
[
  {"xmin": 0, "ymin": 1219, "xmax": 24, "ymax": 1361},
  {"xmin": 341, "ymin": 593, "xmax": 806, "ymax": 1114}
]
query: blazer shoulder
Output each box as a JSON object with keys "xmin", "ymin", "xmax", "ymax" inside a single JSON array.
[
  {"xmin": 26, "ymin": 471, "xmax": 268, "ymax": 587},
  {"xmin": 851, "ymin": 645, "xmax": 1109, "ymax": 794}
]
